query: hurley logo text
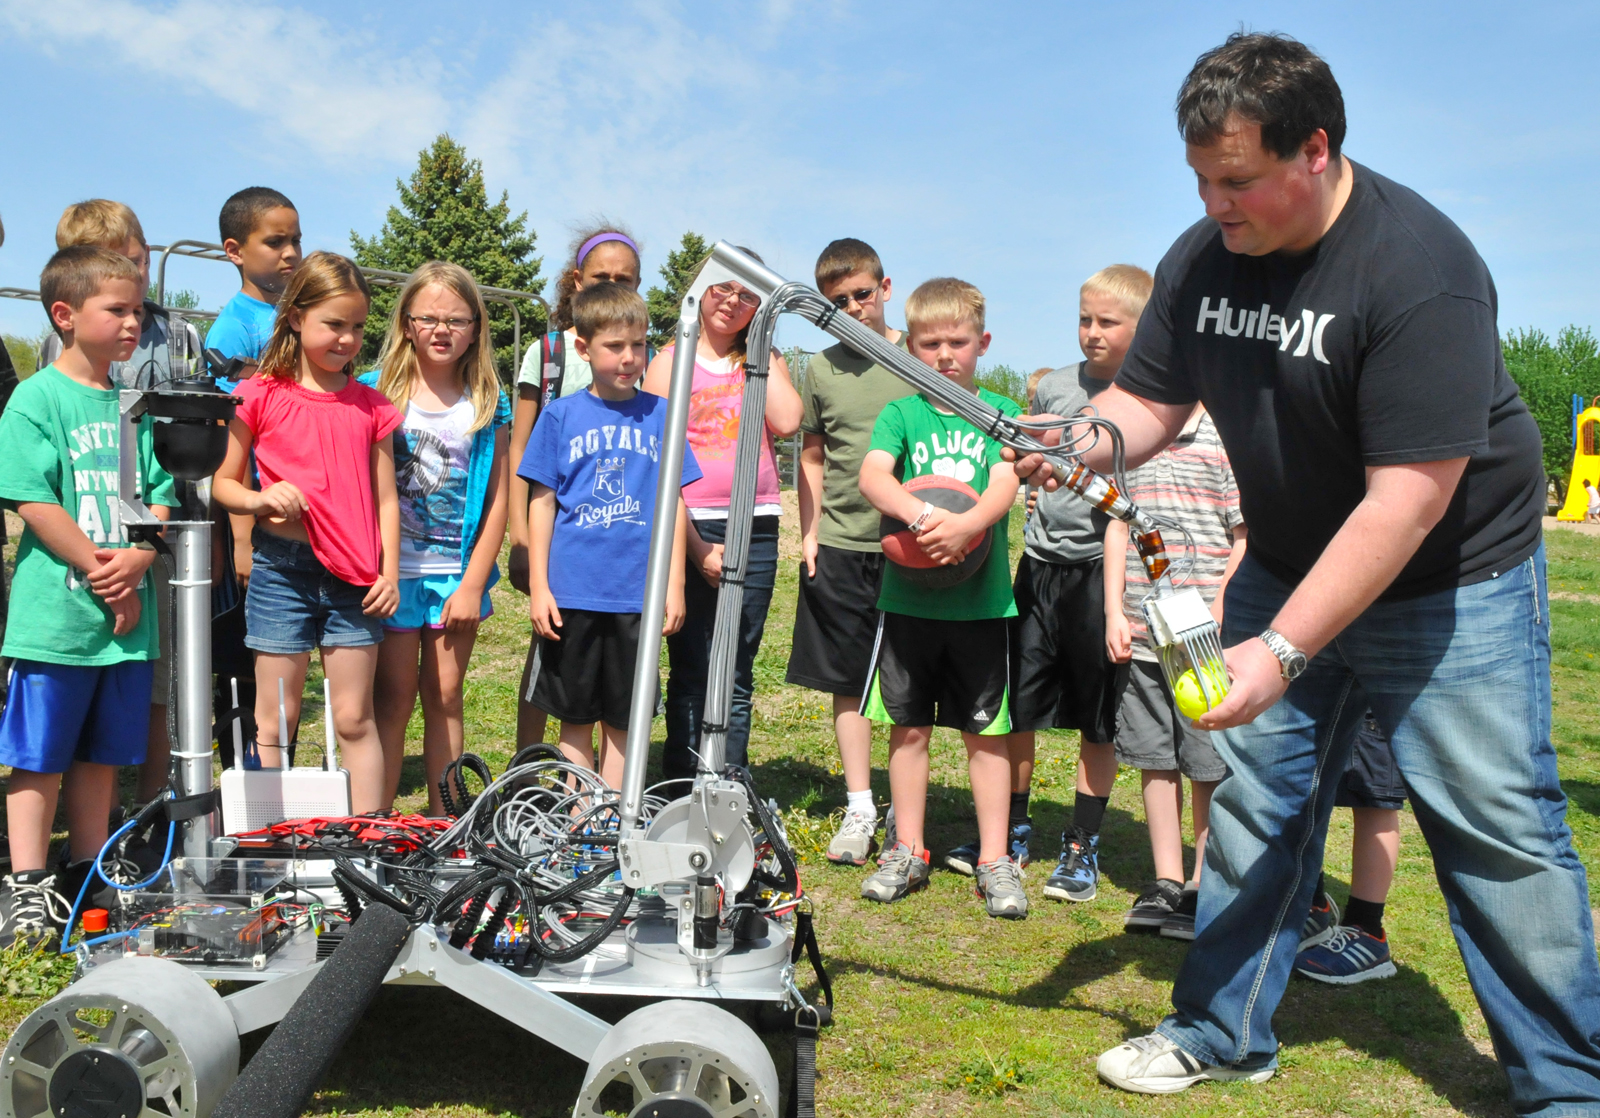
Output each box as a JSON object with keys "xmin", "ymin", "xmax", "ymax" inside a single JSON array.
[{"xmin": 1195, "ymin": 297, "xmax": 1336, "ymax": 364}]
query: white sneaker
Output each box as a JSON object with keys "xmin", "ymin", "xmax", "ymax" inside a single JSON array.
[
  {"xmin": 1096, "ymin": 1033, "xmax": 1274, "ymax": 1095},
  {"xmin": 826, "ymin": 809, "xmax": 877, "ymax": 866}
]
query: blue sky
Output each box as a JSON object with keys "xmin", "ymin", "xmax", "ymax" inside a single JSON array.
[{"xmin": 2, "ymin": 0, "xmax": 1596, "ymax": 370}]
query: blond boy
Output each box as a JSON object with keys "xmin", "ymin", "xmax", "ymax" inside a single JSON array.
[
  {"xmin": 41, "ymin": 200, "xmax": 204, "ymax": 806},
  {"xmin": 857, "ymin": 278, "xmax": 1026, "ymax": 919}
]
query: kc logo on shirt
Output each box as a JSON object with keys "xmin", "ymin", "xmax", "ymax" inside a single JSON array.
[{"xmin": 1195, "ymin": 297, "xmax": 1336, "ymax": 364}]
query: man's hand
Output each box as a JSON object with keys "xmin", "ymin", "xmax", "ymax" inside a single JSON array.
[
  {"xmin": 362, "ymin": 575, "xmax": 400, "ymax": 619},
  {"xmin": 801, "ymin": 533, "xmax": 819, "ymax": 579},
  {"xmin": 1105, "ymin": 611, "xmax": 1133, "ymax": 663},
  {"xmin": 439, "ymin": 583, "xmax": 483, "ymax": 633},
  {"xmin": 507, "ymin": 543, "xmax": 529, "ymax": 594},
  {"xmin": 109, "ymin": 593, "xmax": 142, "ymax": 636},
  {"xmin": 1193, "ymin": 638, "xmax": 1289, "ymax": 731},
  {"xmin": 915, "ymin": 508, "xmax": 981, "ymax": 565},
  {"xmin": 87, "ymin": 547, "xmax": 157, "ymax": 603},
  {"xmin": 1003, "ymin": 415, "xmax": 1065, "ymax": 488},
  {"xmin": 664, "ymin": 583, "xmax": 686, "ymax": 636},
  {"xmin": 251, "ymin": 481, "xmax": 310, "ymax": 522},
  {"xmin": 529, "ymin": 587, "xmax": 563, "ymax": 641}
]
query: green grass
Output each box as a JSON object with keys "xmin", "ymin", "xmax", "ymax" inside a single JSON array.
[{"xmin": 5, "ymin": 509, "xmax": 1600, "ymax": 1116}]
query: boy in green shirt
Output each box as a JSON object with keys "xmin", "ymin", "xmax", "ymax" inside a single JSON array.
[
  {"xmin": 857, "ymin": 278, "xmax": 1027, "ymax": 919},
  {"xmin": 0, "ymin": 247, "xmax": 178, "ymax": 942},
  {"xmin": 787, "ymin": 238, "xmax": 912, "ymax": 866}
]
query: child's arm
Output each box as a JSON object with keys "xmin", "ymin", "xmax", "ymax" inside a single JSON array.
[
  {"xmin": 764, "ymin": 352, "xmax": 804, "ymax": 438},
  {"xmin": 507, "ymin": 386, "xmax": 539, "ymax": 594},
  {"xmin": 14, "ymin": 502, "xmax": 147, "ymax": 635},
  {"xmin": 365, "ymin": 435, "xmax": 400, "ymax": 618},
  {"xmin": 1212, "ymin": 523, "xmax": 1248, "ymax": 625},
  {"xmin": 86, "ymin": 503, "xmax": 170, "ymax": 604},
  {"xmin": 527, "ymin": 483, "xmax": 562, "ymax": 640},
  {"xmin": 441, "ymin": 427, "xmax": 511, "ymax": 633},
  {"xmin": 796, "ymin": 433, "xmax": 824, "ymax": 577},
  {"xmin": 1104, "ymin": 519, "xmax": 1133, "ymax": 663},
  {"xmin": 914, "ymin": 461, "xmax": 1018, "ymax": 566},
  {"xmin": 211, "ymin": 418, "xmax": 309, "ymax": 522},
  {"xmin": 664, "ymin": 498, "xmax": 690, "ymax": 636}
]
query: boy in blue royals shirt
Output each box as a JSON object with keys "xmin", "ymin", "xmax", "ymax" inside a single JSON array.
[{"xmin": 518, "ymin": 284, "xmax": 699, "ymax": 787}]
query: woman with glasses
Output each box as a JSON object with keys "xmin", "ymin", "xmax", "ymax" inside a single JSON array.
[
  {"xmin": 643, "ymin": 250, "xmax": 804, "ymax": 781},
  {"xmin": 365, "ymin": 261, "xmax": 511, "ymax": 813}
]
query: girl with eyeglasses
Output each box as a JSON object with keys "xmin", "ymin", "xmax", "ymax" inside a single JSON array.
[
  {"xmin": 364, "ymin": 261, "xmax": 511, "ymax": 813},
  {"xmin": 642, "ymin": 248, "xmax": 804, "ymax": 781},
  {"xmin": 509, "ymin": 224, "xmax": 644, "ymax": 751}
]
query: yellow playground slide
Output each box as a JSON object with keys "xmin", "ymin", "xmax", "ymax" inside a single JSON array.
[{"xmin": 1558, "ymin": 397, "xmax": 1600, "ymax": 521}]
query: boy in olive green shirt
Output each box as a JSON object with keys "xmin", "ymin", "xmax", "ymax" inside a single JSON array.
[
  {"xmin": 857, "ymin": 278, "xmax": 1026, "ymax": 920},
  {"xmin": 0, "ymin": 247, "xmax": 177, "ymax": 942},
  {"xmin": 788, "ymin": 239, "xmax": 912, "ymax": 867}
]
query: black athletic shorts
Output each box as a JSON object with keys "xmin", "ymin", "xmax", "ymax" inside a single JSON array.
[
  {"xmin": 1009, "ymin": 553, "xmax": 1128, "ymax": 741},
  {"xmin": 1335, "ymin": 712, "xmax": 1408, "ymax": 810},
  {"xmin": 786, "ymin": 545, "xmax": 885, "ymax": 694},
  {"xmin": 862, "ymin": 612, "xmax": 1011, "ymax": 735},
  {"xmin": 525, "ymin": 609, "xmax": 643, "ymax": 729}
]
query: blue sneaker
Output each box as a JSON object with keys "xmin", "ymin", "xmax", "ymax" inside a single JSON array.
[
  {"xmin": 1043, "ymin": 826, "xmax": 1098, "ymax": 902},
  {"xmin": 945, "ymin": 819, "xmax": 1034, "ymax": 877},
  {"xmin": 1294, "ymin": 925, "xmax": 1396, "ymax": 984}
]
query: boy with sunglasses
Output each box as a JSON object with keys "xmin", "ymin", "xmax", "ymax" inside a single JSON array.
[{"xmin": 786, "ymin": 239, "xmax": 912, "ymax": 865}]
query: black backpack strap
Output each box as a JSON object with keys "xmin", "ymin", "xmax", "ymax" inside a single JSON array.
[{"xmin": 539, "ymin": 330, "xmax": 565, "ymax": 409}]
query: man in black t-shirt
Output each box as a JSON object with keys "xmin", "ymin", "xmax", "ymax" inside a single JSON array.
[{"xmin": 1014, "ymin": 33, "xmax": 1600, "ymax": 1109}]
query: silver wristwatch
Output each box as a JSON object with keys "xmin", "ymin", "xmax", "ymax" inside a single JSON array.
[{"xmin": 1259, "ymin": 628, "xmax": 1308, "ymax": 681}]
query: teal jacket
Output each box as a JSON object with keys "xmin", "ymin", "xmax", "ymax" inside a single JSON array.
[{"xmin": 358, "ymin": 372, "xmax": 510, "ymax": 584}]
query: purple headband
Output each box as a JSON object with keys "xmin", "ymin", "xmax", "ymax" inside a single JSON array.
[{"xmin": 576, "ymin": 232, "xmax": 639, "ymax": 267}]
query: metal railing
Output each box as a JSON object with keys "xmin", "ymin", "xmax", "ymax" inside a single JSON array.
[{"xmin": 151, "ymin": 242, "xmax": 548, "ymax": 373}]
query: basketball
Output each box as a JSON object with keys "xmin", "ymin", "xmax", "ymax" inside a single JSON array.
[{"xmin": 880, "ymin": 474, "xmax": 993, "ymax": 588}]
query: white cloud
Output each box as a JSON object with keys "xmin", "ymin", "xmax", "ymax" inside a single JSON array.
[{"xmin": 0, "ymin": 0, "xmax": 449, "ymax": 163}]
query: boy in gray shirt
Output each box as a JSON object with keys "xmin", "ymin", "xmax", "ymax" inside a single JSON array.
[{"xmin": 945, "ymin": 266, "xmax": 1155, "ymax": 904}]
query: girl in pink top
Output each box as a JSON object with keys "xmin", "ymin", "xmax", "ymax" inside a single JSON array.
[
  {"xmin": 213, "ymin": 253, "xmax": 402, "ymax": 813},
  {"xmin": 642, "ymin": 249, "xmax": 803, "ymax": 779}
]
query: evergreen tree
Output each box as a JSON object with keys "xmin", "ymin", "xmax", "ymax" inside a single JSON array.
[
  {"xmin": 645, "ymin": 232, "xmax": 711, "ymax": 349},
  {"xmin": 351, "ymin": 134, "xmax": 544, "ymax": 377}
]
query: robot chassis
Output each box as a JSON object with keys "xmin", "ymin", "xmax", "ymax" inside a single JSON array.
[{"xmin": 2, "ymin": 245, "xmax": 1219, "ymax": 1118}]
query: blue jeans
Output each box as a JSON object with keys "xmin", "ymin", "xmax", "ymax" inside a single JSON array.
[
  {"xmin": 1161, "ymin": 546, "xmax": 1600, "ymax": 1116},
  {"xmin": 664, "ymin": 516, "xmax": 778, "ymax": 780}
]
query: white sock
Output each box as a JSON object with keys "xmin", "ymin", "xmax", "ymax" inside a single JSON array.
[{"xmin": 846, "ymin": 790, "xmax": 876, "ymax": 818}]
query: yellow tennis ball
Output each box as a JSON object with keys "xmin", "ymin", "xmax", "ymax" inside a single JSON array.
[{"xmin": 1173, "ymin": 666, "xmax": 1228, "ymax": 719}]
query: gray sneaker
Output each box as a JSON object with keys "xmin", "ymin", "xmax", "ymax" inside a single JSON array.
[
  {"xmin": 826, "ymin": 809, "xmax": 878, "ymax": 866},
  {"xmin": 974, "ymin": 856, "xmax": 1028, "ymax": 919},
  {"xmin": 1300, "ymin": 891, "xmax": 1341, "ymax": 950},
  {"xmin": 860, "ymin": 842, "xmax": 931, "ymax": 903}
]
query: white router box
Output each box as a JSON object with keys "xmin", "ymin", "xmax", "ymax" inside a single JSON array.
[
  {"xmin": 221, "ymin": 678, "xmax": 352, "ymax": 834},
  {"xmin": 221, "ymin": 768, "xmax": 352, "ymax": 834}
]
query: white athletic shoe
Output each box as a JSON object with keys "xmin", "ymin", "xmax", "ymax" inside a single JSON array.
[
  {"xmin": 826, "ymin": 809, "xmax": 877, "ymax": 866},
  {"xmin": 1096, "ymin": 1033, "xmax": 1274, "ymax": 1095}
]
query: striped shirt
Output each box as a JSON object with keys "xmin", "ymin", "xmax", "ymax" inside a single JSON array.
[{"xmin": 1122, "ymin": 410, "xmax": 1243, "ymax": 662}]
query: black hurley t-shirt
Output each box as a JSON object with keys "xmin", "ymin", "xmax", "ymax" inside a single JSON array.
[{"xmin": 1116, "ymin": 162, "xmax": 1544, "ymax": 599}]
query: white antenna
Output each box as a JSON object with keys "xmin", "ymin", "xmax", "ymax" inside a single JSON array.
[
  {"xmin": 323, "ymin": 678, "xmax": 338, "ymax": 771},
  {"xmin": 277, "ymin": 677, "xmax": 289, "ymax": 764},
  {"xmin": 229, "ymin": 677, "xmax": 243, "ymax": 769}
]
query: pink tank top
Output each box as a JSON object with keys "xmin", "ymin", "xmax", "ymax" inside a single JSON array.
[{"xmin": 672, "ymin": 348, "xmax": 781, "ymax": 512}]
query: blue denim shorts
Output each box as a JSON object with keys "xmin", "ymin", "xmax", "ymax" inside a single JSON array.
[{"xmin": 244, "ymin": 530, "xmax": 383, "ymax": 654}]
